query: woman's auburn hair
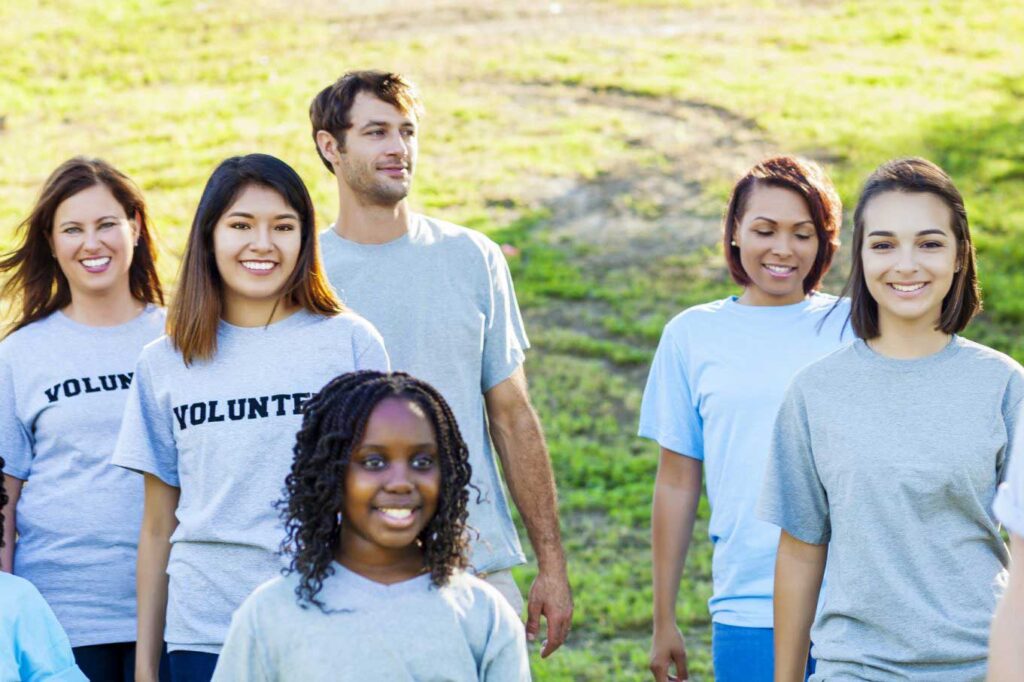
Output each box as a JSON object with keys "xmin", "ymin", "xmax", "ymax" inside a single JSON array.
[
  {"xmin": 0, "ymin": 157, "xmax": 164, "ymax": 336},
  {"xmin": 167, "ymin": 154, "xmax": 342, "ymax": 366},
  {"xmin": 843, "ymin": 156, "xmax": 980, "ymax": 339},
  {"xmin": 722, "ymin": 155, "xmax": 842, "ymax": 295}
]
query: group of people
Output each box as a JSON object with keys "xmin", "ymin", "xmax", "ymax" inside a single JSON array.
[{"xmin": 0, "ymin": 68, "xmax": 1020, "ymax": 682}]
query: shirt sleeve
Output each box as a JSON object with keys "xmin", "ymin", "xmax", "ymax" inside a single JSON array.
[
  {"xmin": 637, "ymin": 323, "xmax": 704, "ymax": 460},
  {"xmin": 353, "ymin": 318, "xmax": 391, "ymax": 372},
  {"xmin": 480, "ymin": 243, "xmax": 529, "ymax": 393},
  {"xmin": 110, "ymin": 352, "xmax": 180, "ymax": 486},
  {"xmin": 479, "ymin": 590, "xmax": 531, "ymax": 682},
  {"xmin": 0, "ymin": 356, "xmax": 33, "ymax": 480},
  {"xmin": 757, "ymin": 379, "xmax": 831, "ymax": 545},
  {"xmin": 994, "ymin": 397, "xmax": 1024, "ymax": 536},
  {"xmin": 13, "ymin": 581, "xmax": 89, "ymax": 682},
  {"xmin": 211, "ymin": 594, "xmax": 273, "ymax": 682}
]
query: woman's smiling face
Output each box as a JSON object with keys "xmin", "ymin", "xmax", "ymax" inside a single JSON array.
[{"xmin": 860, "ymin": 191, "xmax": 959, "ymax": 332}]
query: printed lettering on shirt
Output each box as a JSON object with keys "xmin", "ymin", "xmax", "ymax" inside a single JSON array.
[
  {"xmin": 44, "ymin": 373, "xmax": 134, "ymax": 403},
  {"xmin": 172, "ymin": 392, "xmax": 313, "ymax": 430}
]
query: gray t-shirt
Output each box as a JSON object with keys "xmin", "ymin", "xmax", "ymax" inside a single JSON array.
[
  {"xmin": 111, "ymin": 310, "xmax": 388, "ymax": 653},
  {"xmin": 0, "ymin": 306, "xmax": 165, "ymax": 647},
  {"xmin": 994, "ymin": 401, "xmax": 1024, "ymax": 536},
  {"xmin": 212, "ymin": 564, "xmax": 531, "ymax": 682},
  {"xmin": 319, "ymin": 216, "xmax": 529, "ymax": 574},
  {"xmin": 759, "ymin": 337, "xmax": 1024, "ymax": 681}
]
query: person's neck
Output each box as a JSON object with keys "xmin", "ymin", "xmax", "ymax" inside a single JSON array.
[
  {"xmin": 221, "ymin": 296, "xmax": 299, "ymax": 328},
  {"xmin": 867, "ymin": 315, "xmax": 951, "ymax": 359},
  {"xmin": 62, "ymin": 286, "xmax": 145, "ymax": 327},
  {"xmin": 737, "ymin": 286, "xmax": 808, "ymax": 307},
  {"xmin": 333, "ymin": 186, "xmax": 411, "ymax": 245},
  {"xmin": 336, "ymin": 546, "xmax": 426, "ymax": 585}
]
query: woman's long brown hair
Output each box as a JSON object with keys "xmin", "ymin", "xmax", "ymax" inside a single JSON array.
[
  {"xmin": 168, "ymin": 154, "xmax": 342, "ymax": 366},
  {"xmin": 0, "ymin": 157, "xmax": 163, "ymax": 336}
]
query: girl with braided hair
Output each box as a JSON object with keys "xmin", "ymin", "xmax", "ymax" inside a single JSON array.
[
  {"xmin": 212, "ymin": 371, "xmax": 530, "ymax": 681},
  {"xmin": 1, "ymin": 456, "xmax": 87, "ymax": 680}
]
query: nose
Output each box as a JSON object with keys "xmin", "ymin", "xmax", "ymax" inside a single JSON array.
[
  {"xmin": 770, "ymin": 234, "xmax": 794, "ymax": 257},
  {"xmin": 894, "ymin": 245, "xmax": 919, "ymax": 274},
  {"xmin": 384, "ymin": 130, "xmax": 408, "ymax": 158},
  {"xmin": 383, "ymin": 463, "xmax": 414, "ymax": 493},
  {"xmin": 249, "ymin": 224, "xmax": 274, "ymax": 253},
  {"xmin": 83, "ymin": 226, "xmax": 102, "ymax": 251}
]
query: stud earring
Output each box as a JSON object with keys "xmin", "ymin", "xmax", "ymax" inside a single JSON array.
[{"xmin": 730, "ymin": 240, "xmax": 738, "ymax": 247}]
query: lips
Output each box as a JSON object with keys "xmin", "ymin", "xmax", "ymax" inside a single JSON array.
[
  {"xmin": 373, "ymin": 506, "xmax": 420, "ymax": 530},
  {"xmin": 240, "ymin": 260, "xmax": 277, "ymax": 275},
  {"xmin": 888, "ymin": 282, "xmax": 928, "ymax": 297},
  {"xmin": 80, "ymin": 256, "xmax": 112, "ymax": 273},
  {"xmin": 762, "ymin": 263, "xmax": 797, "ymax": 278}
]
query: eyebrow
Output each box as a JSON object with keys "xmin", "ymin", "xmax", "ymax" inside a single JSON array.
[
  {"xmin": 867, "ymin": 228, "xmax": 949, "ymax": 237},
  {"xmin": 750, "ymin": 217, "xmax": 814, "ymax": 226},
  {"xmin": 225, "ymin": 212, "xmax": 299, "ymax": 220},
  {"xmin": 59, "ymin": 215, "xmax": 120, "ymax": 228},
  {"xmin": 357, "ymin": 442, "xmax": 437, "ymax": 450},
  {"xmin": 360, "ymin": 120, "xmax": 415, "ymax": 129}
]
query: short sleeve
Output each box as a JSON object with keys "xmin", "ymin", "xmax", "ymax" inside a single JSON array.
[
  {"xmin": 353, "ymin": 319, "xmax": 391, "ymax": 372},
  {"xmin": 111, "ymin": 353, "xmax": 180, "ymax": 486},
  {"xmin": 480, "ymin": 244, "xmax": 529, "ymax": 393},
  {"xmin": 11, "ymin": 581, "xmax": 88, "ymax": 681},
  {"xmin": 994, "ymin": 398, "xmax": 1024, "ymax": 536},
  {"xmin": 211, "ymin": 595, "xmax": 272, "ymax": 682},
  {"xmin": 0, "ymin": 356, "xmax": 33, "ymax": 480},
  {"xmin": 757, "ymin": 380, "xmax": 831, "ymax": 545},
  {"xmin": 637, "ymin": 323, "xmax": 704, "ymax": 460},
  {"xmin": 479, "ymin": 589, "xmax": 531, "ymax": 682}
]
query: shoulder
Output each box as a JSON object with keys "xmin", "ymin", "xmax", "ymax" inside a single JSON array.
[
  {"xmin": 955, "ymin": 337, "xmax": 1023, "ymax": 374},
  {"xmin": 416, "ymin": 215, "xmax": 504, "ymax": 262},
  {"xmin": 0, "ymin": 572, "xmax": 48, "ymax": 611},
  {"xmin": 444, "ymin": 571, "xmax": 518, "ymax": 619},
  {"xmin": 0, "ymin": 313, "xmax": 59, "ymax": 357},
  {"xmin": 790, "ymin": 342, "xmax": 859, "ymax": 387},
  {"xmin": 235, "ymin": 575, "xmax": 295, "ymax": 619},
  {"xmin": 659, "ymin": 297, "xmax": 734, "ymax": 343},
  {"xmin": 137, "ymin": 334, "xmax": 179, "ymax": 366},
  {"xmin": 310, "ymin": 310, "xmax": 382, "ymax": 341}
]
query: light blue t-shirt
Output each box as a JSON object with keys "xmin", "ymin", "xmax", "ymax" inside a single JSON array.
[
  {"xmin": 212, "ymin": 564, "xmax": 531, "ymax": 682},
  {"xmin": 638, "ymin": 293, "xmax": 851, "ymax": 627},
  {"xmin": 111, "ymin": 310, "xmax": 388, "ymax": 654},
  {"xmin": 0, "ymin": 306, "xmax": 165, "ymax": 647},
  {"xmin": 0, "ymin": 572, "xmax": 88, "ymax": 682},
  {"xmin": 994, "ymin": 400, "xmax": 1024, "ymax": 537},
  {"xmin": 319, "ymin": 216, "xmax": 529, "ymax": 574}
]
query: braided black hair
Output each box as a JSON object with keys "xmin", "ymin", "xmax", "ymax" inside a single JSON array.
[
  {"xmin": 279, "ymin": 370, "xmax": 473, "ymax": 609},
  {"xmin": 0, "ymin": 456, "xmax": 8, "ymax": 550}
]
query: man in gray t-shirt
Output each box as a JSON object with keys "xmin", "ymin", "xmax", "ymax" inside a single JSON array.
[{"xmin": 309, "ymin": 70, "xmax": 572, "ymax": 657}]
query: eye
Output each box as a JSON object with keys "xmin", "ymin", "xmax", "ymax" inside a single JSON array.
[
  {"xmin": 795, "ymin": 233, "xmax": 814, "ymax": 241},
  {"xmin": 360, "ymin": 454, "xmax": 386, "ymax": 471},
  {"xmin": 229, "ymin": 221, "xmax": 251, "ymax": 230},
  {"xmin": 869, "ymin": 241, "xmax": 894, "ymax": 250},
  {"xmin": 920, "ymin": 240, "xmax": 944, "ymax": 249},
  {"xmin": 401, "ymin": 128, "xmax": 416, "ymax": 139},
  {"xmin": 274, "ymin": 223, "xmax": 296, "ymax": 231},
  {"xmin": 411, "ymin": 453, "xmax": 436, "ymax": 471},
  {"xmin": 367, "ymin": 129, "xmax": 385, "ymax": 137},
  {"xmin": 98, "ymin": 221, "xmax": 117, "ymax": 230},
  {"xmin": 62, "ymin": 226, "xmax": 82, "ymax": 234},
  {"xmin": 754, "ymin": 230, "xmax": 774, "ymax": 237}
]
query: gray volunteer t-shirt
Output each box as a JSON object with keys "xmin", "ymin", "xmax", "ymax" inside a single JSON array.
[
  {"xmin": 0, "ymin": 306, "xmax": 165, "ymax": 647},
  {"xmin": 111, "ymin": 310, "xmax": 388, "ymax": 654},
  {"xmin": 212, "ymin": 565, "xmax": 531, "ymax": 682},
  {"xmin": 759, "ymin": 337, "xmax": 1023, "ymax": 681},
  {"xmin": 320, "ymin": 215, "xmax": 529, "ymax": 573}
]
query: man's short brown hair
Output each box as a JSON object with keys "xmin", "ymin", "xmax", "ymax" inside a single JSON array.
[{"xmin": 309, "ymin": 70, "xmax": 424, "ymax": 173}]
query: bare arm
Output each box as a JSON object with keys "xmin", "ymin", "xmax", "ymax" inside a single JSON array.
[
  {"xmin": 1, "ymin": 475, "xmax": 24, "ymax": 572},
  {"xmin": 774, "ymin": 530, "xmax": 827, "ymax": 682},
  {"xmin": 485, "ymin": 366, "xmax": 572, "ymax": 658},
  {"xmin": 649, "ymin": 448, "xmax": 702, "ymax": 682},
  {"xmin": 136, "ymin": 474, "xmax": 180, "ymax": 682},
  {"xmin": 988, "ymin": 533, "xmax": 1024, "ymax": 682}
]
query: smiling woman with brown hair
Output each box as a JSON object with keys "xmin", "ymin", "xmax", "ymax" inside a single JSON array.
[{"xmin": 641, "ymin": 155, "xmax": 850, "ymax": 682}]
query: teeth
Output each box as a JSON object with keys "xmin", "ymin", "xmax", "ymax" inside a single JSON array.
[
  {"xmin": 82, "ymin": 257, "xmax": 111, "ymax": 267},
  {"xmin": 379, "ymin": 508, "xmax": 412, "ymax": 519},
  {"xmin": 241, "ymin": 261, "xmax": 274, "ymax": 271},
  {"xmin": 890, "ymin": 283, "xmax": 926, "ymax": 292},
  {"xmin": 764, "ymin": 264, "xmax": 795, "ymax": 273}
]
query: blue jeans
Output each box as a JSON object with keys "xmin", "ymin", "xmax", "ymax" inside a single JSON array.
[
  {"xmin": 712, "ymin": 623, "xmax": 816, "ymax": 681},
  {"xmin": 73, "ymin": 642, "xmax": 170, "ymax": 682},
  {"xmin": 168, "ymin": 651, "xmax": 219, "ymax": 682}
]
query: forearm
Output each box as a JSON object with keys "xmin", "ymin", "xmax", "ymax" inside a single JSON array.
[
  {"xmin": 988, "ymin": 534, "xmax": 1024, "ymax": 682},
  {"xmin": 774, "ymin": 530, "xmax": 826, "ymax": 682},
  {"xmin": 651, "ymin": 456, "xmax": 701, "ymax": 629},
  {"xmin": 489, "ymin": 404, "xmax": 565, "ymax": 571},
  {"xmin": 136, "ymin": 524, "xmax": 172, "ymax": 678}
]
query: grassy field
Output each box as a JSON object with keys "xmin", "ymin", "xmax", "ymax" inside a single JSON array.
[{"xmin": 3, "ymin": 1, "xmax": 1023, "ymax": 679}]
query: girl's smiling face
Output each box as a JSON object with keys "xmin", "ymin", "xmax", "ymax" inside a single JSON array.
[
  {"xmin": 338, "ymin": 397, "xmax": 441, "ymax": 575},
  {"xmin": 860, "ymin": 191, "xmax": 959, "ymax": 332}
]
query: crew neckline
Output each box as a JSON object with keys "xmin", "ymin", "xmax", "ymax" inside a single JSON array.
[
  {"xmin": 217, "ymin": 308, "xmax": 315, "ymax": 337},
  {"xmin": 724, "ymin": 291, "xmax": 836, "ymax": 316},
  {"xmin": 324, "ymin": 215, "xmax": 421, "ymax": 250},
  {"xmin": 52, "ymin": 303, "xmax": 159, "ymax": 335},
  {"xmin": 852, "ymin": 334, "xmax": 961, "ymax": 370},
  {"xmin": 322, "ymin": 562, "xmax": 433, "ymax": 601}
]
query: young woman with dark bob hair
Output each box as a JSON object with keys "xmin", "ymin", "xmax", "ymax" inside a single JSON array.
[
  {"xmin": 112, "ymin": 153, "xmax": 389, "ymax": 682},
  {"xmin": 760, "ymin": 157, "xmax": 1023, "ymax": 681},
  {"xmin": 0, "ymin": 157, "xmax": 169, "ymax": 681},
  {"xmin": 641, "ymin": 155, "xmax": 851, "ymax": 682}
]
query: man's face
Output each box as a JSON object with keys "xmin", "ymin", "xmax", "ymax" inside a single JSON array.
[{"xmin": 334, "ymin": 92, "xmax": 418, "ymax": 207}]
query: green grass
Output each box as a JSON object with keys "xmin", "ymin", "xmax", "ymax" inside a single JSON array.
[{"xmin": 3, "ymin": 2, "xmax": 1023, "ymax": 679}]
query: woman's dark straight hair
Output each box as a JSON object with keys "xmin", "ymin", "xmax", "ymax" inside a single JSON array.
[
  {"xmin": 0, "ymin": 157, "xmax": 163, "ymax": 336},
  {"xmin": 167, "ymin": 153, "xmax": 343, "ymax": 366},
  {"xmin": 841, "ymin": 157, "xmax": 981, "ymax": 339}
]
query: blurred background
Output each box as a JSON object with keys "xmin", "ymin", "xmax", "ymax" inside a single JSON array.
[{"xmin": 2, "ymin": 1, "xmax": 1022, "ymax": 679}]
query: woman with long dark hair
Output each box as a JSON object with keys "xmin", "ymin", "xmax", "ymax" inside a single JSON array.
[
  {"xmin": 0, "ymin": 157, "xmax": 167, "ymax": 681},
  {"xmin": 112, "ymin": 153, "xmax": 388, "ymax": 682}
]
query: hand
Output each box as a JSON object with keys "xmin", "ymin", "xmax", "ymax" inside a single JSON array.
[
  {"xmin": 649, "ymin": 624, "xmax": 688, "ymax": 682},
  {"xmin": 525, "ymin": 567, "xmax": 573, "ymax": 658}
]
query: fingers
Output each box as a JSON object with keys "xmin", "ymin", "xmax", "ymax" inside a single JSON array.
[
  {"xmin": 525, "ymin": 591, "xmax": 543, "ymax": 643},
  {"xmin": 672, "ymin": 648, "xmax": 689, "ymax": 681},
  {"xmin": 649, "ymin": 658, "xmax": 669, "ymax": 682},
  {"xmin": 539, "ymin": 607, "xmax": 571, "ymax": 657}
]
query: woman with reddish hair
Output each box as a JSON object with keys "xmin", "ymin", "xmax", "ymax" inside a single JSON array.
[{"xmin": 640, "ymin": 156, "xmax": 850, "ymax": 682}]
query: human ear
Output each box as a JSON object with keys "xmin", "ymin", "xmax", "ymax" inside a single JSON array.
[{"xmin": 316, "ymin": 130, "xmax": 342, "ymax": 165}]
